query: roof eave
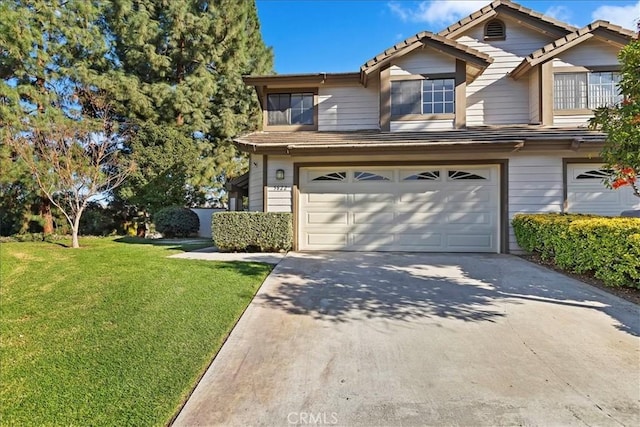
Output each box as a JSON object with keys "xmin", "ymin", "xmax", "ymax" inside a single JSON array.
[
  {"xmin": 234, "ymin": 136, "xmax": 606, "ymax": 156},
  {"xmin": 360, "ymin": 34, "xmax": 492, "ymax": 86},
  {"xmin": 439, "ymin": 0, "xmax": 577, "ymax": 39},
  {"xmin": 510, "ymin": 21, "xmax": 636, "ymax": 80}
]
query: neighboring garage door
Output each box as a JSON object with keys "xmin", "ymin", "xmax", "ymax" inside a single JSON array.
[
  {"xmin": 567, "ymin": 164, "xmax": 638, "ymax": 216},
  {"xmin": 299, "ymin": 165, "xmax": 500, "ymax": 252}
]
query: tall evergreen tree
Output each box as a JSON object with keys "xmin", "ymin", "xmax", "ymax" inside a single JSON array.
[
  {"xmin": 104, "ymin": 0, "xmax": 273, "ymax": 203},
  {"xmin": 1, "ymin": 0, "xmax": 133, "ymax": 246},
  {"xmin": 116, "ymin": 122, "xmax": 204, "ymax": 215}
]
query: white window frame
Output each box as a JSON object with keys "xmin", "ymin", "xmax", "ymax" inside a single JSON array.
[
  {"xmin": 553, "ymin": 71, "xmax": 622, "ymax": 111},
  {"xmin": 391, "ymin": 78, "xmax": 455, "ymax": 117}
]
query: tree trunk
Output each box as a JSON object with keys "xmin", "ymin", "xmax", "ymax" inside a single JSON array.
[
  {"xmin": 71, "ymin": 215, "xmax": 80, "ymax": 248},
  {"xmin": 71, "ymin": 214, "xmax": 82, "ymax": 248},
  {"xmin": 40, "ymin": 196, "xmax": 54, "ymax": 234}
]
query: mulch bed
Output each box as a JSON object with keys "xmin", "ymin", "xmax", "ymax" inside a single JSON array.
[{"xmin": 519, "ymin": 254, "xmax": 640, "ymax": 305}]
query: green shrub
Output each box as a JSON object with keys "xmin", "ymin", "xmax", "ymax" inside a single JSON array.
[
  {"xmin": 0, "ymin": 233, "xmax": 67, "ymax": 243},
  {"xmin": 212, "ymin": 212, "xmax": 292, "ymax": 252},
  {"xmin": 153, "ymin": 206, "xmax": 199, "ymax": 238},
  {"xmin": 513, "ymin": 214, "xmax": 640, "ymax": 288}
]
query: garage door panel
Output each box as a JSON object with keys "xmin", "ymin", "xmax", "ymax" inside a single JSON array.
[
  {"xmin": 447, "ymin": 190, "xmax": 493, "ymax": 203},
  {"xmin": 353, "ymin": 212, "xmax": 395, "ymax": 224},
  {"xmin": 447, "ymin": 212, "xmax": 492, "ymax": 225},
  {"xmin": 299, "ymin": 166, "xmax": 500, "ymax": 252},
  {"xmin": 398, "ymin": 191, "xmax": 444, "ymax": 203},
  {"xmin": 447, "ymin": 234, "xmax": 493, "ymax": 249},
  {"xmin": 307, "ymin": 233, "xmax": 348, "ymax": 246},
  {"xmin": 305, "ymin": 193, "xmax": 348, "ymax": 204},
  {"xmin": 395, "ymin": 233, "xmax": 443, "ymax": 247},
  {"xmin": 571, "ymin": 191, "xmax": 619, "ymax": 203},
  {"xmin": 353, "ymin": 193, "xmax": 395, "ymax": 203},
  {"xmin": 306, "ymin": 212, "xmax": 348, "ymax": 225},
  {"xmin": 395, "ymin": 211, "xmax": 442, "ymax": 224},
  {"xmin": 351, "ymin": 233, "xmax": 395, "ymax": 247}
]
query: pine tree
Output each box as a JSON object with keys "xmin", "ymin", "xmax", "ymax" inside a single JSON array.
[
  {"xmin": 116, "ymin": 122, "xmax": 205, "ymax": 215},
  {"xmin": 104, "ymin": 0, "xmax": 273, "ymax": 202},
  {"xmin": 1, "ymin": 0, "xmax": 133, "ymax": 246}
]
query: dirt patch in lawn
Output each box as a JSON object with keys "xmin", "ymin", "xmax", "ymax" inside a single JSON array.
[{"xmin": 520, "ymin": 254, "xmax": 640, "ymax": 306}]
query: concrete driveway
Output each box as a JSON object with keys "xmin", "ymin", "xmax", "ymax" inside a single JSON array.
[{"xmin": 174, "ymin": 253, "xmax": 639, "ymax": 426}]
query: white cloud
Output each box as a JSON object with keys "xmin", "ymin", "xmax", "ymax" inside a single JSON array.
[
  {"xmin": 592, "ymin": 1, "xmax": 640, "ymax": 31},
  {"xmin": 388, "ymin": 0, "xmax": 490, "ymax": 26},
  {"xmin": 545, "ymin": 5, "xmax": 572, "ymax": 23},
  {"xmin": 544, "ymin": 5, "xmax": 579, "ymax": 28}
]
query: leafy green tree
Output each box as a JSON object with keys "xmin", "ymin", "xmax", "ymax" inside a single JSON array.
[
  {"xmin": 116, "ymin": 123, "xmax": 205, "ymax": 215},
  {"xmin": 103, "ymin": 0, "xmax": 273, "ymax": 198},
  {"xmin": 590, "ymin": 39, "xmax": 640, "ymax": 197}
]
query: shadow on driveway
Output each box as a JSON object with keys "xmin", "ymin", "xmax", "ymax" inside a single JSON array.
[{"xmin": 258, "ymin": 252, "xmax": 639, "ymax": 336}]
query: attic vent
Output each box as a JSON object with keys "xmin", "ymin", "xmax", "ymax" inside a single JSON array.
[{"xmin": 484, "ymin": 19, "xmax": 506, "ymax": 40}]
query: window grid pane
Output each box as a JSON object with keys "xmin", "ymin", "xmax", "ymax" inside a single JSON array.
[
  {"xmin": 391, "ymin": 80, "xmax": 422, "ymax": 115},
  {"xmin": 554, "ymin": 72, "xmax": 621, "ymax": 110},
  {"xmin": 588, "ymin": 72, "xmax": 622, "ymax": 109},
  {"xmin": 267, "ymin": 93, "xmax": 314, "ymax": 125},
  {"xmin": 421, "ymin": 79, "xmax": 455, "ymax": 115},
  {"xmin": 267, "ymin": 94, "xmax": 290, "ymax": 125}
]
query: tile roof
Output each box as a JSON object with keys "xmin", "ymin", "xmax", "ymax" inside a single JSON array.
[
  {"xmin": 235, "ymin": 127, "xmax": 607, "ymax": 155},
  {"xmin": 361, "ymin": 31, "xmax": 492, "ymax": 73},
  {"xmin": 511, "ymin": 21, "xmax": 637, "ymax": 79},
  {"xmin": 438, "ymin": 0, "xmax": 577, "ymax": 38}
]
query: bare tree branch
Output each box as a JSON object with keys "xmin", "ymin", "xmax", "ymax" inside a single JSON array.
[{"xmin": 6, "ymin": 90, "xmax": 134, "ymax": 248}]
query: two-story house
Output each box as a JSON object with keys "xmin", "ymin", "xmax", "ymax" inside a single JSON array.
[{"xmin": 235, "ymin": 0, "xmax": 639, "ymax": 253}]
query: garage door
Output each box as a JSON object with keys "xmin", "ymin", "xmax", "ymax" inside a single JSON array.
[
  {"xmin": 299, "ymin": 165, "xmax": 500, "ymax": 252},
  {"xmin": 567, "ymin": 164, "xmax": 639, "ymax": 215}
]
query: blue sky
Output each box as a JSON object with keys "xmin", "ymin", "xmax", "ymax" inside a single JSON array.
[{"xmin": 255, "ymin": 0, "xmax": 640, "ymax": 74}]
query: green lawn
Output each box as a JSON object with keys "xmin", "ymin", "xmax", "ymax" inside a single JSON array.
[{"xmin": 0, "ymin": 237, "xmax": 272, "ymax": 426}]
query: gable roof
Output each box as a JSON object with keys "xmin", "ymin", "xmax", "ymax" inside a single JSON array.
[
  {"xmin": 510, "ymin": 21, "xmax": 637, "ymax": 79},
  {"xmin": 438, "ymin": 0, "xmax": 577, "ymax": 39},
  {"xmin": 360, "ymin": 31, "xmax": 493, "ymax": 85}
]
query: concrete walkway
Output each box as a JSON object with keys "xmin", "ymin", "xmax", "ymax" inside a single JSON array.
[
  {"xmin": 169, "ymin": 247, "xmax": 286, "ymax": 265},
  {"xmin": 173, "ymin": 252, "xmax": 640, "ymax": 427}
]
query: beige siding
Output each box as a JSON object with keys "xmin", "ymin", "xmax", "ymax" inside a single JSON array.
[
  {"xmin": 552, "ymin": 39, "xmax": 620, "ymax": 68},
  {"xmin": 390, "ymin": 119, "xmax": 454, "ymax": 132},
  {"xmin": 318, "ymin": 86, "xmax": 379, "ymax": 131},
  {"xmin": 528, "ymin": 66, "xmax": 540, "ymax": 124},
  {"xmin": 248, "ymin": 154, "xmax": 264, "ymax": 212},
  {"xmin": 266, "ymin": 156, "xmax": 293, "ymax": 213},
  {"xmin": 507, "ymin": 154, "xmax": 564, "ymax": 252},
  {"xmin": 455, "ymin": 17, "xmax": 554, "ymax": 125},
  {"xmin": 553, "ymin": 114, "xmax": 593, "ymax": 126},
  {"xmin": 390, "ymin": 47, "xmax": 455, "ymax": 76}
]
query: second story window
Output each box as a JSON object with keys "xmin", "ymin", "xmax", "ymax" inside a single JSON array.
[
  {"xmin": 391, "ymin": 79, "xmax": 455, "ymax": 116},
  {"xmin": 267, "ymin": 93, "xmax": 314, "ymax": 125},
  {"xmin": 554, "ymin": 71, "xmax": 622, "ymax": 110}
]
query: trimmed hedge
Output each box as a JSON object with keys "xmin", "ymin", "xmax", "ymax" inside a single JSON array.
[
  {"xmin": 212, "ymin": 212, "xmax": 292, "ymax": 252},
  {"xmin": 153, "ymin": 206, "xmax": 199, "ymax": 238},
  {"xmin": 512, "ymin": 213, "xmax": 640, "ymax": 288}
]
